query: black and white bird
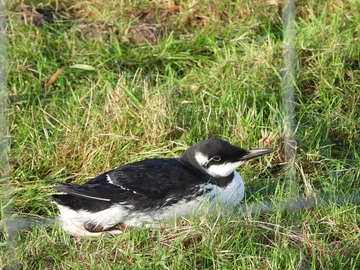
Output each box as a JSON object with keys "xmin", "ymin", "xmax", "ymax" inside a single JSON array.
[{"xmin": 52, "ymin": 139, "xmax": 273, "ymax": 237}]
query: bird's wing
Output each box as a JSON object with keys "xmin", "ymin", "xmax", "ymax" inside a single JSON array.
[
  {"xmin": 53, "ymin": 182, "xmax": 148, "ymax": 203},
  {"xmin": 86, "ymin": 158, "xmax": 207, "ymax": 199},
  {"xmin": 52, "ymin": 182, "xmax": 149, "ymax": 212},
  {"xmin": 55, "ymin": 159, "xmax": 208, "ymax": 202}
]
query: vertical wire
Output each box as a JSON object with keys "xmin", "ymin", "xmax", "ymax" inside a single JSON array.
[
  {"xmin": 282, "ymin": 0, "xmax": 297, "ymax": 186},
  {"xmin": 0, "ymin": 1, "xmax": 15, "ymax": 267}
]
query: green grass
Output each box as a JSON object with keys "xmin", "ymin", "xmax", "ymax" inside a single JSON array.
[{"xmin": 2, "ymin": 0, "xmax": 360, "ymax": 268}]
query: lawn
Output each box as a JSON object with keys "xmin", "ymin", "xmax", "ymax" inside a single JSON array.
[{"xmin": 1, "ymin": 0, "xmax": 360, "ymax": 269}]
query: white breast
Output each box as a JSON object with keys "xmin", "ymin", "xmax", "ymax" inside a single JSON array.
[{"xmin": 205, "ymin": 171, "xmax": 245, "ymax": 204}]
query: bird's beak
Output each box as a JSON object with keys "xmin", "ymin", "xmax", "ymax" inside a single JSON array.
[{"xmin": 241, "ymin": 148, "xmax": 274, "ymax": 160}]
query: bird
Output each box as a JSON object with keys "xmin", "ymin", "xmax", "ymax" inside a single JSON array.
[{"xmin": 52, "ymin": 139, "xmax": 273, "ymax": 237}]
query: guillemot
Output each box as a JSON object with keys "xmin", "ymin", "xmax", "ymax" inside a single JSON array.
[{"xmin": 52, "ymin": 139, "xmax": 273, "ymax": 237}]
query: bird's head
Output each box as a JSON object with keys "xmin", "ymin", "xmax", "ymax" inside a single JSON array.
[{"xmin": 180, "ymin": 139, "xmax": 273, "ymax": 178}]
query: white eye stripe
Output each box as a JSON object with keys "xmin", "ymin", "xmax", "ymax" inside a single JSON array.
[
  {"xmin": 195, "ymin": 152, "xmax": 209, "ymax": 167},
  {"xmin": 195, "ymin": 153, "xmax": 223, "ymax": 168},
  {"xmin": 210, "ymin": 156, "xmax": 221, "ymax": 162},
  {"xmin": 195, "ymin": 152, "xmax": 245, "ymax": 177},
  {"xmin": 204, "ymin": 156, "xmax": 221, "ymax": 168}
]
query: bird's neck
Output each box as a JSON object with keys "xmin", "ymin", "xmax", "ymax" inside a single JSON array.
[{"xmin": 207, "ymin": 172, "xmax": 234, "ymax": 187}]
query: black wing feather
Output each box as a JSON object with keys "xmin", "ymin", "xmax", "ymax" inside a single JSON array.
[
  {"xmin": 53, "ymin": 158, "xmax": 210, "ymax": 210},
  {"xmin": 53, "ymin": 182, "xmax": 148, "ymax": 202},
  {"xmin": 52, "ymin": 182, "xmax": 149, "ymax": 212},
  {"xmin": 84, "ymin": 158, "xmax": 208, "ymax": 199}
]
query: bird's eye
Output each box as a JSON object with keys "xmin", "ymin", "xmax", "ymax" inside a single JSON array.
[
  {"xmin": 211, "ymin": 156, "xmax": 221, "ymax": 162},
  {"xmin": 204, "ymin": 156, "xmax": 221, "ymax": 168}
]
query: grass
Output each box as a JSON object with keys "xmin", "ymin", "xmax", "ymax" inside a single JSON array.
[{"xmin": 1, "ymin": 0, "xmax": 360, "ymax": 268}]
